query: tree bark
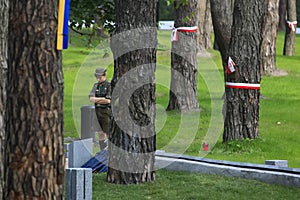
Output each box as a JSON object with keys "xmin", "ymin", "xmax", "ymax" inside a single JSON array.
[
  {"xmin": 167, "ymin": 0, "xmax": 199, "ymax": 111},
  {"xmin": 0, "ymin": 1, "xmax": 9, "ymax": 198},
  {"xmin": 198, "ymin": 0, "xmax": 207, "ymax": 52},
  {"xmin": 198, "ymin": 0, "xmax": 212, "ymax": 52},
  {"xmin": 278, "ymin": 0, "xmax": 287, "ymax": 31},
  {"xmin": 283, "ymin": 0, "xmax": 297, "ymax": 56},
  {"xmin": 107, "ymin": 0, "xmax": 157, "ymax": 184},
  {"xmin": 223, "ymin": 0, "xmax": 264, "ymax": 142},
  {"xmin": 4, "ymin": 0, "xmax": 65, "ymax": 199},
  {"xmin": 203, "ymin": 0, "xmax": 213, "ymax": 49},
  {"xmin": 260, "ymin": 0, "xmax": 280, "ymax": 75},
  {"xmin": 210, "ymin": 0, "xmax": 233, "ymax": 64}
]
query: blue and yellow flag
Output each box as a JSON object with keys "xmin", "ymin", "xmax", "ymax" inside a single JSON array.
[{"xmin": 57, "ymin": 0, "xmax": 70, "ymax": 50}]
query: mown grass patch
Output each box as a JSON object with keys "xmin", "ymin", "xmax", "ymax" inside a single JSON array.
[
  {"xmin": 92, "ymin": 169, "xmax": 300, "ymax": 200},
  {"xmin": 63, "ymin": 30, "xmax": 300, "ymax": 168}
]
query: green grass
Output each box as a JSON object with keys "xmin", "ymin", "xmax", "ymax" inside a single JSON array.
[
  {"xmin": 63, "ymin": 30, "xmax": 300, "ymax": 167},
  {"xmin": 63, "ymin": 30, "xmax": 300, "ymax": 198},
  {"xmin": 92, "ymin": 170, "xmax": 300, "ymax": 200}
]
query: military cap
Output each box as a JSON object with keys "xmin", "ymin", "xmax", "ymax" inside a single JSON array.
[{"xmin": 94, "ymin": 68, "xmax": 106, "ymax": 77}]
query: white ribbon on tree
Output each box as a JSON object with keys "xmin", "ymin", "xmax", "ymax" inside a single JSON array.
[
  {"xmin": 225, "ymin": 82, "xmax": 260, "ymax": 90},
  {"xmin": 287, "ymin": 20, "xmax": 297, "ymax": 32},
  {"xmin": 171, "ymin": 26, "xmax": 198, "ymax": 42}
]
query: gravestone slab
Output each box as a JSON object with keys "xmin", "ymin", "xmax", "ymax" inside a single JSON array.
[
  {"xmin": 68, "ymin": 138, "xmax": 93, "ymax": 168},
  {"xmin": 66, "ymin": 168, "xmax": 92, "ymax": 200}
]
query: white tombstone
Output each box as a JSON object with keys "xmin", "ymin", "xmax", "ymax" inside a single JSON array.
[{"xmin": 68, "ymin": 138, "xmax": 93, "ymax": 168}]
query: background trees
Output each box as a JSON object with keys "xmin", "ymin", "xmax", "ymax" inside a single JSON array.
[
  {"xmin": 260, "ymin": 0, "xmax": 280, "ymax": 75},
  {"xmin": 0, "ymin": 0, "xmax": 298, "ymax": 194},
  {"xmin": 159, "ymin": 0, "xmax": 175, "ymax": 20},
  {"xmin": 278, "ymin": 0, "xmax": 287, "ymax": 31},
  {"xmin": 69, "ymin": 0, "xmax": 115, "ymax": 34},
  {"xmin": 4, "ymin": 0, "xmax": 65, "ymax": 198},
  {"xmin": 197, "ymin": 0, "xmax": 212, "ymax": 51}
]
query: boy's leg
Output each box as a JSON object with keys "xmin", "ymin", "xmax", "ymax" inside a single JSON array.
[
  {"xmin": 98, "ymin": 132, "xmax": 107, "ymax": 150},
  {"xmin": 96, "ymin": 107, "xmax": 110, "ymax": 150},
  {"xmin": 100, "ymin": 108, "xmax": 110, "ymax": 150}
]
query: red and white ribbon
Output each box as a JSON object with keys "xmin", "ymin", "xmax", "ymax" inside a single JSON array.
[
  {"xmin": 225, "ymin": 82, "xmax": 260, "ymax": 90},
  {"xmin": 287, "ymin": 21, "xmax": 297, "ymax": 32},
  {"xmin": 171, "ymin": 26, "xmax": 198, "ymax": 42},
  {"xmin": 226, "ymin": 57, "xmax": 236, "ymax": 74}
]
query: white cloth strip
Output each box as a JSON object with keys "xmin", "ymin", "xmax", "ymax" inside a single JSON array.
[
  {"xmin": 225, "ymin": 82, "xmax": 260, "ymax": 90},
  {"xmin": 287, "ymin": 21, "xmax": 297, "ymax": 32},
  {"xmin": 171, "ymin": 26, "xmax": 198, "ymax": 42}
]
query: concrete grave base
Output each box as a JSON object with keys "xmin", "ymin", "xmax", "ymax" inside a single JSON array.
[
  {"xmin": 155, "ymin": 151, "xmax": 300, "ymax": 188},
  {"xmin": 265, "ymin": 160, "xmax": 288, "ymax": 168}
]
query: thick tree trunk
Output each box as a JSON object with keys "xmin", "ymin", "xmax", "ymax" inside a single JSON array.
[
  {"xmin": 278, "ymin": 0, "xmax": 287, "ymax": 31},
  {"xmin": 260, "ymin": 0, "xmax": 280, "ymax": 75},
  {"xmin": 198, "ymin": 0, "xmax": 212, "ymax": 52},
  {"xmin": 0, "ymin": 1, "xmax": 9, "ymax": 198},
  {"xmin": 223, "ymin": 0, "xmax": 264, "ymax": 142},
  {"xmin": 167, "ymin": 0, "xmax": 199, "ymax": 111},
  {"xmin": 210, "ymin": 0, "xmax": 233, "ymax": 64},
  {"xmin": 4, "ymin": 0, "xmax": 65, "ymax": 199},
  {"xmin": 283, "ymin": 0, "xmax": 297, "ymax": 56},
  {"xmin": 107, "ymin": 0, "xmax": 157, "ymax": 184}
]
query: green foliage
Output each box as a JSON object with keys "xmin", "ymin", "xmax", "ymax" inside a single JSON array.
[
  {"xmin": 159, "ymin": 0, "xmax": 175, "ymax": 20},
  {"xmin": 181, "ymin": 0, "xmax": 189, "ymax": 6},
  {"xmin": 183, "ymin": 16, "xmax": 191, "ymax": 23},
  {"xmin": 69, "ymin": 0, "xmax": 115, "ymax": 32},
  {"xmin": 211, "ymin": 138, "xmax": 264, "ymax": 155}
]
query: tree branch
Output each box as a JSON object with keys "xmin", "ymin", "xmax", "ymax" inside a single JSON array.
[{"xmin": 69, "ymin": 26, "xmax": 94, "ymax": 36}]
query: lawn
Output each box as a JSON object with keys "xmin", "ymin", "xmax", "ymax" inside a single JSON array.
[
  {"xmin": 92, "ymin": 170, "xmax": 300, "ymax": 200},
  {"xmin": 63, "ymin": 30, "xmax": 300, "ymax": 168},
  {"xmin": 62, "ymin": 29, "xmax": 300, "ymax": 199}
]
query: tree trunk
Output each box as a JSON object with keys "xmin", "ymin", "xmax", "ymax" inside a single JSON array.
[
  {"xmin": 210, "ymin": 0, "xmax": 233, "ymax": 64},
  {"xmin": 198, "ymin": 0, "xmax": 212, "ymax": 52},
  {"xmin": 0, "ymin": 1, "xmax": 9, "ymax": 198},
  {"xmin": 283, "ymin": 0, "xmax": 297, "ymax": 56},
  {"xmin": 167, "ymin": 0, "xmax": 199, "ymax": 111},
  {"xmin": 223, "ymin": 0, "xmax": 264, "ymax": 142},
  {"xmin": 4, "ymin": 0, "xmax": 65, "ymax": 199},
  {"xmin": 203, "ymin": 0, "xmax": 213, "ymax": 49},
  {"xmin": 260, "ymin": 0, "xmax": 280, "ymax": 75},
  {"xmin": 107, "ymin": 0, "xmax": 157, "ymax": 184},
  {"xmin": 278, "ymin": 0, "xmax": 287, "ymax": 31},
  {"xmin": 198, "ymin": 0, "xmax": 208, "ymax": 52}
]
